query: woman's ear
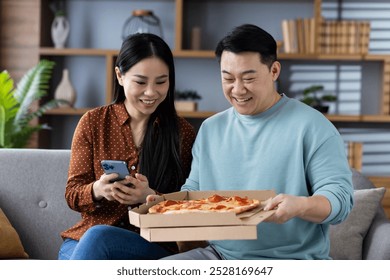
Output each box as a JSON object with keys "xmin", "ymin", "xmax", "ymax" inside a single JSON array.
[{"xmin": 115, "ymin": 67, "xmax": 123, "ymax": 86}]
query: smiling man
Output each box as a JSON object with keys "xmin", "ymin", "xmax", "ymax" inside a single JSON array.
[{"xmin": 163, "ymin": 24, "xmax": 354, "ymax": 260}]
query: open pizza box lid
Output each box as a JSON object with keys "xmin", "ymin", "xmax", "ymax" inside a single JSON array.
[{"xmin": 129, "ymin": 190, "xmax": 276, "ymax": 229}]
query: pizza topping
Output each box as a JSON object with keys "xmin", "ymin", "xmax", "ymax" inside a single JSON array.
[
  {"xmin": 207, "ymin": 194, "xmax": 226, "ymax": 203},
  {"xmin": 148, "ymin": 194, "xmax": 260, "ymax": 215},
  {"xmin": 163, "ymin": 200, "xmax": 179, "ymax": 207}
]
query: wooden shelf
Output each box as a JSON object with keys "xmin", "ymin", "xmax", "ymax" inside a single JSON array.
[
  {"xmin": 173, "ymin": 50, "xmax": 215, "ymax": 58},
  {"xmin": 39, "ymin": 47, "xmax": 118, "ymax": 56},
  {"xmin": 361, "ymin": 115, "xmax": 390, "ymax": 122},
  {"xmin": 45, "ymin": 108, "xmax": 216, "ymax": 119},
  {"xmin": 45, "ymin": 107, "xmax": 91, "ymax": 115},
  {"xmin": 44, "ymin": 108, "xmax": 390, "ymax": 123},
  {"xmin": 325, "ymin": 114, "xmax": 390, "ymax": 122},
  {"xmin": 177, "ymin": 111, "xmax": 215, "ymax": 118}
]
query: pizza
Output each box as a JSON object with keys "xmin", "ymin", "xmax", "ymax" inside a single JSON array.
[{"xmin": 148, "ymin": 194, "xmax": 260, "ymax": 215}]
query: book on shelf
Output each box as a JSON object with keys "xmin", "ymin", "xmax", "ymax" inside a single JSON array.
[
  {"xmin": 281, "ymin": 17, "xmax": 370, "ymax": 55},
  {"xmin": 281, "ymin": 17, "xmax": 315, "ymax": 54},
  {"xmin": 319, "ymin": 20, "xmax": 370, "ymax": 55},
  {"xmin": 383, "ymin": 61, "xmax": 390, "ymax": 115}
]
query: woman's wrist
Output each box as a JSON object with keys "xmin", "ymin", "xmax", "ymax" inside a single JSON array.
[{"xmin": 92, "ymin": 181, "xmax": 103, "ymax": 201}]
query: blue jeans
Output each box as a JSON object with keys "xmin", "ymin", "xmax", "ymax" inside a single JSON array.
[{"xmin": 58, "ymin": 225, "xmax": 172, "ymax": 260}]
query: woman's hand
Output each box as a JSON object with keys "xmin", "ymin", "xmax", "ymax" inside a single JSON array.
[
  {"xmin": 110, "ymin": 173, "xmax": 156, "ymax": 205},
  {"xmin": 92, "ymin": 173, "xmax": 123, "ymax": 201}
]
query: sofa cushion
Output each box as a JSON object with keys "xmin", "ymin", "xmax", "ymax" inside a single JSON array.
[
  {"xmin": 329, "ymin": 187, "xmax": 386, "ymax": 260},
  {"xmin": 0, "ymin": 208, "xmax": 29, "ymax": 259}
]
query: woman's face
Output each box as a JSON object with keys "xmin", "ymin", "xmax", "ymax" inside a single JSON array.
[{"xmin": 115, "ymin": 56, "xmax": 169, "ymax": 118}]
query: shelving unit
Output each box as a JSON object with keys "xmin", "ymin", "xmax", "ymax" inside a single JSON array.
[
  {"xmin": 39, "ymin": 0, "xmax": 390, "ymax": 120},
  {"xmin": 37, "ymin": 0, "xmax": 390, "ymax": 214}
]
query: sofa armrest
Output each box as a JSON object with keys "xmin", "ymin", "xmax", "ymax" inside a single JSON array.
[{"xmin": 363, "ymin": 210, "xmax": 390, "ymax": 260}]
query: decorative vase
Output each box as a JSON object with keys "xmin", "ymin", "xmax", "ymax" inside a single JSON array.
[
  {"xmin": 51, "ymin": 15, "xmax": 70, "ymax": 48},
  {"xmin": 54, "ymin": 69, "xmax": 76, "ymax": 107}
]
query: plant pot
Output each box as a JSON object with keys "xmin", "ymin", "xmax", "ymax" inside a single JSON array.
[
  {"xmin": 313, "ymin": 105, "xmax": 329, "ymax": 113},
  {"xmin": 174, "ymin": 101, "xmax": 198, "ymax": 112},
  {"xmin": 322, "ymin": 102, "xmax": 336, "ymax": 114}
]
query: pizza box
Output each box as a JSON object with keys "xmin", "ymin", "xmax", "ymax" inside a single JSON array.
[
  {"xmin": 140, "ymin": 225, "xmax": 259, "ymax": 242},
  {"xmin": 128, "ymin": 190, "xmax": 276, "ymax": 241}
]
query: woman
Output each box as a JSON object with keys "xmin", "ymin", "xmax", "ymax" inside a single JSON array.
[{"xmin": 58, "ymin": 33, "xmax": 196, "ymax": 260}]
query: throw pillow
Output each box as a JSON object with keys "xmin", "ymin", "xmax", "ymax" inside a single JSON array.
[
  {"xmin": 329, "ymin": 187, "xmax": 385, "ymax": 260},
  {"xmin": 0, "ymin": 208, "xmax": 29, "ymax": 259}
]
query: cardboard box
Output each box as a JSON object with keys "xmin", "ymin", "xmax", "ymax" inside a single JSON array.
[{"xmin": 129, "ymin": 190, "xmax": 276, "ymax": 241}]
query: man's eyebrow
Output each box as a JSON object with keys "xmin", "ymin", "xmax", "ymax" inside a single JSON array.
[{"xmin": 221, "ymin": 70, "xmax": 257, "ymax": 75}]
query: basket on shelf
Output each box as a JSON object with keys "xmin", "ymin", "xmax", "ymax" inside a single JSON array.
[{"xmin": 121, "ymin": 10, "xmax": 163, "ymax": 40}]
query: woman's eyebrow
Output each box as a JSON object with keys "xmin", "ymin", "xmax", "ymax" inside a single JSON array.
[{"xmin": 132, "ymin": 74, "xmax": 168, "ymax": 79}]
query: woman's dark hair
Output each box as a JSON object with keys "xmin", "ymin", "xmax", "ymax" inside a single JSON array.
[
  {"xmin": 215, "ymin": 24, "xmax": 277, "ymax": 69},
  {"xmin": 113, "ymin": 33, "xmax": 183, "ymax": 193}
]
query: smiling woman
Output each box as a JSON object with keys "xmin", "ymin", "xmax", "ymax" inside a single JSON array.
[
  {"xmin": 58, "ymin": 33, "xmax": 196, "ymax": 260},
  {"xmin": 115, "ymin": 56, "xmax": 169, "ymax": 122}
]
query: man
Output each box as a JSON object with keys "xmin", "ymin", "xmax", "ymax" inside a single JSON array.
[{"xmin": 163, "ymin": 24, "xmax": 353, "ymax": 260}]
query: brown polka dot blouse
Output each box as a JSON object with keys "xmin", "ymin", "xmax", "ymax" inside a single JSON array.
[{"xmin": 61, "ymin": 103, "xmax": 196, "ymax": 241}]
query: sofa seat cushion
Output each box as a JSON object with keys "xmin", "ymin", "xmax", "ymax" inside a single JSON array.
[
  {"xmin": 0, "ymin": 208, "xmax": 29, "ymax": 259},
  {"xmin": 329, "ymin": 187, "xmax": 386, "ymax": 260}
]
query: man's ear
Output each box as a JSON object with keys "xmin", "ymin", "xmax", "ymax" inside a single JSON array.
[
  {"xmin": 115, "ymin": 67, "xmax": 123, "ymax": 86},
  {"xmin": 271, "ymin": 61, "xmax": 281, "ymax": 81}
]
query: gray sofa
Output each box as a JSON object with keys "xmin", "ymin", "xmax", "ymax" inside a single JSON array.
[
  {"xmin": 0, "ymin": 148, "xmax": 389, "ymax": 260},
  {"xmin": 0, "ymin": 149, "xmax": 79, "ymax": 259}
]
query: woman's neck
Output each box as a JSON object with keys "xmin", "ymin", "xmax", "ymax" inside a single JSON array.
[{"xmin": 124, "ymin": 102, "xmax": 150, "ymax": 149}]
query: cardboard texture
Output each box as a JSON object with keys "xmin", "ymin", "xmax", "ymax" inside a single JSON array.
[{"xmin": 129, "ymin": 190, "xmax": 276, "ymax": 242}]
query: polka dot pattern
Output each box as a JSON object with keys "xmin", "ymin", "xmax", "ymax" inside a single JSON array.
[{"xmin": 61, "ymin": 103, "xmax": 196, "ymax": 241}]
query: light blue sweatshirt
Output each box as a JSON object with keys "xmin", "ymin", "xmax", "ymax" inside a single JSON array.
[{"xmin": 181, "ymin": 94, "xmax": 353, "ymax": 260}]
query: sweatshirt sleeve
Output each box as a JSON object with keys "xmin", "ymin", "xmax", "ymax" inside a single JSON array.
[{"xmin": 306, "ymin": 134, "xmax": 354, "ymax": 224}]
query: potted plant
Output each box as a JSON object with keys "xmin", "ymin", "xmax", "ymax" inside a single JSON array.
[
  {"xmin": 0, "ymin": 59, "xmax": 65, "ymax": 148},
  {"xmin": 299, "ymin": 85, "xmax": 337, "ymax": 114},
  {"xmin": 174, "ymin": 89, "xmax": 202, "ymax": 112}
]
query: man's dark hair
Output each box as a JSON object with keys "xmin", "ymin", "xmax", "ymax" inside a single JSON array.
[{"xmin": 215, "ymin": 24, "xmax": 277, "ymax": 69}]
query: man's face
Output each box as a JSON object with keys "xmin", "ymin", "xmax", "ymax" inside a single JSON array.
[{"xmin": 220, "ymin": 51, "xmax": 280, "ymax": 115}]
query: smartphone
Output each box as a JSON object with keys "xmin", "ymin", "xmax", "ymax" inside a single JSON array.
[{"xmin": 100, "ymin": 160, "xmax": 130, "ymax": 183}]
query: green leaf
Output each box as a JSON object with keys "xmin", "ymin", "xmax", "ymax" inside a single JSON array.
[
  {"xmin": 9, "ymin": 125, "xmax": 43, "ymax": 148},
  {"xmin": 0, "ymin": 71, "xmax": 19, "ymax": 122},
  {"xmin": 0, "ymin": 59, "xmax": 57, "ymax": 148},
  {"xmin": 17, "ymin": 99, "xmax": 67, "ymax": 127},
  {"xmin": 302, "ymin": 85, "xmax": 324, "ymax": 95},
  {"xmin": 13, "ymin": 60, "xmax": 55, "ymax": 130},
  {"xmin": 0, "ymin": 105, "xmax": 5, "ymax": 147}
]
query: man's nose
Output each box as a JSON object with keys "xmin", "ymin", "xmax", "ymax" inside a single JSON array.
[{"xmin": 232, "ymin": 80, "xmax": 246, "ymax": 95}]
